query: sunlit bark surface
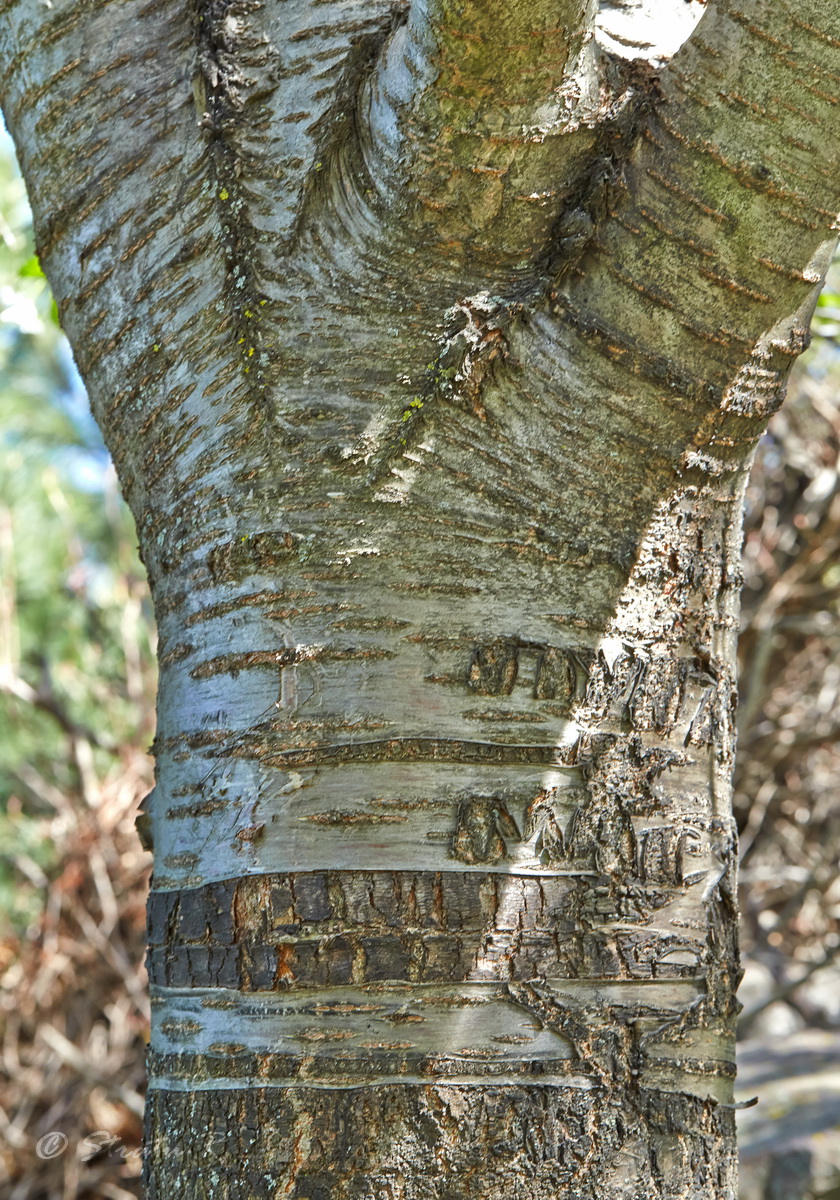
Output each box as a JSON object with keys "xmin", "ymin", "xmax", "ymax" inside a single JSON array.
[{"xmin": 3, "ymin": 0, "xmax": 840, "ymax": 1195}]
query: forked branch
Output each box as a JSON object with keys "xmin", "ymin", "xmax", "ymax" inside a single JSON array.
[{"xmin": 359, "ymin": 0, "xmax": 602, "ymax": 274}]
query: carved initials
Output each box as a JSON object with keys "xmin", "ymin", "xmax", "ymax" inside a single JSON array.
[
  {"xmin": 467, "ymin": 641, "xmax": 518, "ymax": 695},
  {"xmin": 466, "ymin": 641, "xmax": 590, "ymax": 703},
  {"xmin": 452, "ymin": 797, "xmax": 520, "ymax": 864},
  {"xmin": 533, "ymin": 647, "xmax": 577, "ymax": 706}
]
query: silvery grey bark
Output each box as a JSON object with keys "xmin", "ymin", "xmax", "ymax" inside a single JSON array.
[{"xmin": 2, "ymin": 0, "xmax": 840, "ymax": 1195}]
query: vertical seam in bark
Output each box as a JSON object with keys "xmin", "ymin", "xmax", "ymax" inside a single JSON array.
[{"xmin": 192, "ymin": 0, "xmax": 270, "ymax": 410}]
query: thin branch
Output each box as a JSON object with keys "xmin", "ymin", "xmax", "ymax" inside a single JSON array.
[
  {"xmin": 738, "ymin": 941, "xmax": 840, "ymax": 1036},
  {"xmin": 38, "ymin": 1025, "xmax": 145, "ymax": 1120},
  {"xmin": 0, "ymin": 664, "xmax": 115, "ymax": 754}
]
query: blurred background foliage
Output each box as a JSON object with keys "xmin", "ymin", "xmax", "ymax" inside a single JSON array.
[
  {"xmin": 0, "ymin": 134, "xmax": 839, "ymax": 1197},
  {"xmin": 0, "ymin": 139, "xmax": 155, "ymax": 924},
  {"xmin": 0, "ymin": 135, "xmax": 155, "ymax": 1198},
  {"xmin": 736, "ymin": 299, "xmax": 840, "ymax": 1200}
]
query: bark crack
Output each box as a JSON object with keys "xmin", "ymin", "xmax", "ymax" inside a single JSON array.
[{"xmin": 192, "ymin": 0, "xmax": 272, "ymax": 405}]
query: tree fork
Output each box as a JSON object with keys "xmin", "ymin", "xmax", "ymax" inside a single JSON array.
[{"xmin": 360, "ymin": 0, "xmax": 602, "ymax": 271}]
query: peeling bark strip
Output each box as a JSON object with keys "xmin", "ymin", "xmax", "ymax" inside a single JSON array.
[
  {"xmin": 3, "ymin": 0, "xmax": 840, "ymax": 1195},
  {"xmin": 147, "ymin": 978, "xmax": 732, "ymax": 1101}
]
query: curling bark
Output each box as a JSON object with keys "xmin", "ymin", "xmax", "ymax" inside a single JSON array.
[{"xmin": 2, "ymin": 0, "xmax": 840, "ymax": 1195}]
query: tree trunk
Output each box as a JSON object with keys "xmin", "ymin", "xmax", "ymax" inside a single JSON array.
[{"xmin": 3, "ymin": 0, "xmax": 840, "ymax": 1195}]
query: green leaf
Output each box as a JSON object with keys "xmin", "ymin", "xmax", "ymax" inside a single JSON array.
[{"xmin": 18, "ymin": 253, "xmax": 45, "ymax": 279}]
